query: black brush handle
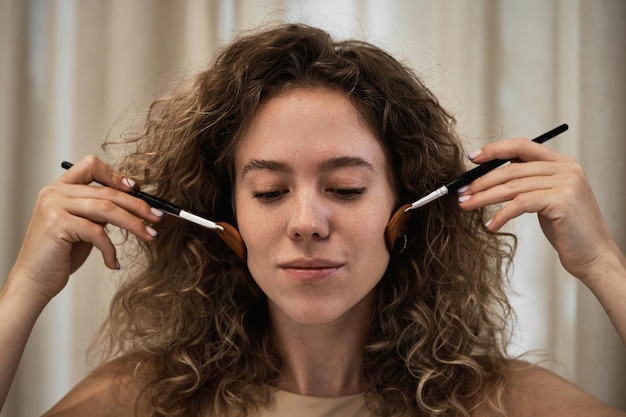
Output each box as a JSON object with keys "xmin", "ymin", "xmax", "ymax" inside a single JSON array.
[
  {"xmin": 446, "ymin": 123, "xmax": 568, "ymax": 191},
  {"xmin": 61, "ymin": 161, "xmax": 182, "ymax": 216}
]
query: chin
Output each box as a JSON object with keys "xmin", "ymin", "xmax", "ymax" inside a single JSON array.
[{"xmin": 270, "ymin": 293, "xmax": 375, "ymax": 328}]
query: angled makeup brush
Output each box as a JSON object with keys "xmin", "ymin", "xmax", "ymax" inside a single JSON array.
[
  {"xmin": 61, "ymin": 161, "xmax": 247, "ymax": 259},
  {"xmin": 405, "ymin": 123, "xmax": 568, "ymax": 212},
  {"xmin": 384, "ymin": 123, "xmax": 569, "ymax": 251}
]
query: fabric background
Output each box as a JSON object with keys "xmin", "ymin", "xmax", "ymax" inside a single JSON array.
[{"xmin": 1, "ymin": 1, "xmax": 624, "ymax": 415}]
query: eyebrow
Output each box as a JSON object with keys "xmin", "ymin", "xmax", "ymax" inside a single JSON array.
[{"xmin": 240, "ymin": 156, "xmax": 375, "ymax": 178}]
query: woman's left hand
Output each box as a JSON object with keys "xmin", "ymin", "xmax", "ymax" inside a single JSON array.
[
  {"xmin": 459, "ymin": 135, "xmax": 626, "ymax": 346},
  {"xmin": 457, "ymin": 136, "xmax": 622, "ymax": 284}
]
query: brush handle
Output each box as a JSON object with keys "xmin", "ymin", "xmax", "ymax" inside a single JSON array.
[
  {"xmin": 446, "ymin": 123, "xmax": 569, "ymax": 192},
  {"xmin": 61, "ymin": 161, "xmax": 184, "ymax": 216},
  {"xmin": 62, "ymin": 161, "xmax": 223, "ymax": 231}
]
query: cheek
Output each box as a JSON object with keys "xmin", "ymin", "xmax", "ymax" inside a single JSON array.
[
  {"xmin": 234, "ymin": 202, "xmax": 260, "ymax": 250},
  {"xmin": 234, "ymin": 205, "xmax": 267, "ymax": 284},
  {"xmin": 234, "ymin": 198, "xmax": 280, "ymax": 263},
  {"xmin": 344, "ymin": 204, "xmax": 393, "ymax": 262},
  {"xmin": 344, "ymin": 220, "xmax": 391, "ymax": 294}
]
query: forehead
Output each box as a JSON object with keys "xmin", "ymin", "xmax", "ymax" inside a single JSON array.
[{"xmin": 234, "ymin": 88, "xmax": 388, "ymax": 174}]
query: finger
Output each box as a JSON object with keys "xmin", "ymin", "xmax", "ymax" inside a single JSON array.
[
  {"xmin": 59, "ymin": 155, "xmax": 136, "ymax": 192},
  {"xmin": 63, "ymin": 215, "xmax": 119, "ymax": 269},
  {"xmin": 468, "ymin": 137, "xmax": 570, "ymax": 165},
  {"xmin": 459, "ymin": 159, "xmax": 584, "ymax": 206},
  {"xmin": 48, "ymin": 182, "xmax": 163, "ymax": 224},
  {"xmin": 48, "ymin": 195, "xmax": 159, "ymax": 242},
  {"xmin": 35, "ymin": 203, "xmax": 121, "ymax": 271},
  {"xmin": 482, "ymin": 189, "xmax": 558, "ymax": 232},
  {"xmin": 460, "ymin": 159, "xmax": 571, "ymax": 197},
  {"xmin": 459, "ymin": 174, "xmax": 556, "ymax": 211}
]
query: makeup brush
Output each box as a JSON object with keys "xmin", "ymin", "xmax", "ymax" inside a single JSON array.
[
  {"xmin": 404, "ymin": 123, "xmax": 568, "ymax": 212},
  {"xmin": 61, "ymin": 161, "xmax": 247, "ymax": 259},
  {"xmin": 384, "ymin": 123, "xmax": 568, "ymax": 251}
]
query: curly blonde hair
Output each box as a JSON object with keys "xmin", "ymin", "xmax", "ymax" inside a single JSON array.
[{"xmin": 98, "ymin": 23, "xmax": 516, "ymax": 417}]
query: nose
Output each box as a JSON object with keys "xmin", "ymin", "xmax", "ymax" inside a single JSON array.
[{"xmin": 287, "ymin": 191, "xmax": 330, "ymax": 241}]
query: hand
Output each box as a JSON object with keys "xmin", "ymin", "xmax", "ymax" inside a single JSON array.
[
  {"xmin": 457, "ymin": 137, "xmax": 619, "ymax": 283},
  {"xmin": 7, "ymin": 155, "xmax": 163, "ymax": 305}
]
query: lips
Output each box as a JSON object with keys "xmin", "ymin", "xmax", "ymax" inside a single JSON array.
[{"xmin": 278, "ymin": 258, "xmax": 344, "ymax": 281}]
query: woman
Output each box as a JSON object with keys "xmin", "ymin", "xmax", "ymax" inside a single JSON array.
[{"xmin": 1, "ymin": 23, "xmax": 625, "ymax": 417}]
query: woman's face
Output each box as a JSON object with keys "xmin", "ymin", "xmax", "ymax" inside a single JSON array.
[{"xmin": 234, "ymin": 87, "xmax": 396, "ymax": 327}]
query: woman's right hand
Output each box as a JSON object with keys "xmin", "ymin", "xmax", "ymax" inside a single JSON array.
[{"xmin": 7, "ymin": 155, "xmax": 163, "ymax": 306}]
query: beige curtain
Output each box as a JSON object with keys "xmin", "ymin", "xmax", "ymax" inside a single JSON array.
[{"xmin": 1, "ymin": 0, "xmax": 624, "ymax": 415}]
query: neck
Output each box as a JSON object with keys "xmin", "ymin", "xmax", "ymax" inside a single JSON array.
[{"xmin": 269, "ymin": 295, "xmax": 373, "ymax": 397}]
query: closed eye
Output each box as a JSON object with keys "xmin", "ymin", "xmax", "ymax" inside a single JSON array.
[
  {"xmin": 252, "ymin": 188, "xmax": 366, "ymax": 203},
  {"xmin": 330, "ymin": 187, "xmax": 366, "ymax": 200},
  {"xmin": 252, "ymin": 190, "xmax": 288, "ymax": 203}
]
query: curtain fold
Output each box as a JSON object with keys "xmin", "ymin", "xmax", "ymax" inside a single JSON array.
[
  {"xmin": 1, "ymin": 1, "xmax": 624, "ymax": 415},
  {"xmin": 576, "ymin": 0, "xmax": 626, "ymax": 404}
]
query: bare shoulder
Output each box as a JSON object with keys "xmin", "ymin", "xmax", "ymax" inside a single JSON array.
[
  {"xmin": 41, "ymin": 356, "xmax": 155, "ymax": 417},
  {"xmin": 491, "ymin": 359, "xmax": 626, "ymax": 417}
]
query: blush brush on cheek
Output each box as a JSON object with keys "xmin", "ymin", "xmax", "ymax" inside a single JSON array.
[
  {"xmin": 61, "ymin": 161, "xmax": 247, "ymax": 260},
  {"xmin": 217, "ymin": 222, "xmax": 247, "ymax": 259},
  {"xmin": 384, "ymin": 203, "xmax": 412, "ymax": 252},
  {"xmin": 383, "ymin": 124, "xmax": 569, "ymax": 254}
]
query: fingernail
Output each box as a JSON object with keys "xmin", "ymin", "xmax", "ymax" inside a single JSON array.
[
  {"xmin": 122, "ymin": 177, "xmax": 136, "ymax": 190},
  {"xmin": 150, "ymin": 207, "xmax": 164, "ymax": 218},
  {"xmin": 146, "ymin": 226, "xmax": 158, "ymax": 237},
  {"xmin": 484, "ymin": 219, "xmax": 493, "ymax": 229},
  {"xmin": 458, "ymin": 194, "xmax": 472, "ymax": 203},
  {"xmin": 468, "ymin": 150, "xmax": 482, "ymax": 161},
  {"xmin": 457, "ymin": 185, "xmax": 470, "ymax": 194}
]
